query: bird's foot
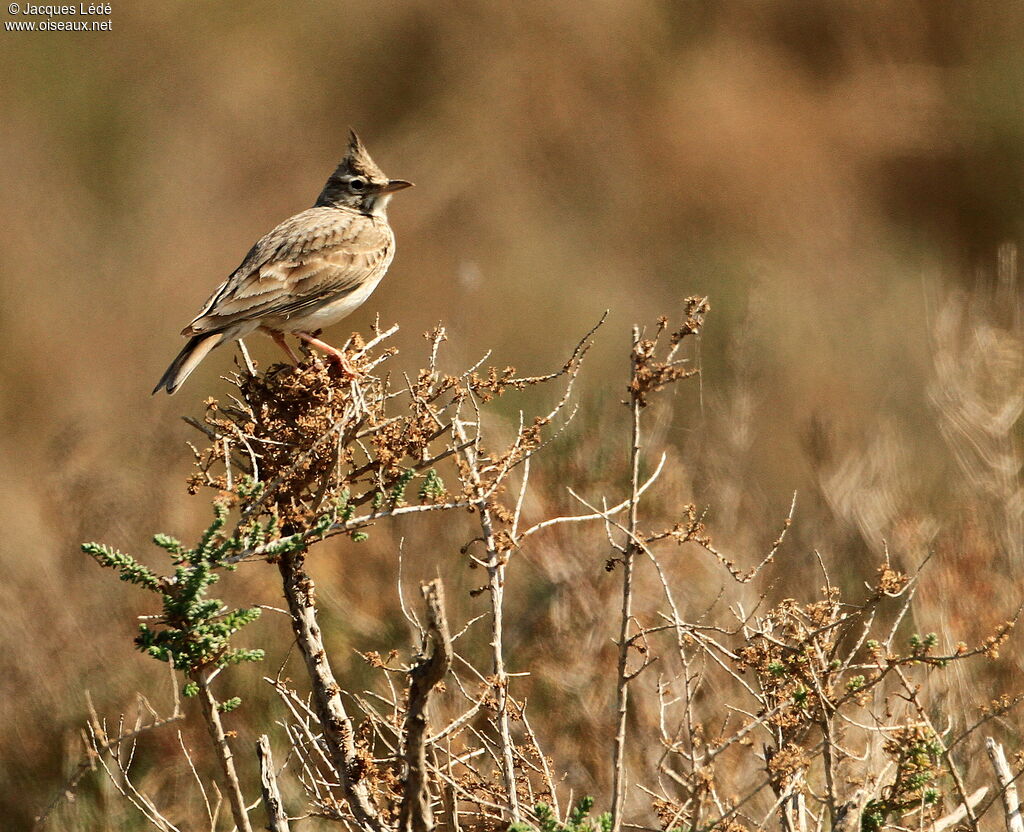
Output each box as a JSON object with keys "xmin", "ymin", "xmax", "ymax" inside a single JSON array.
[
  {"xmin": 295, "ymin": 331, "xmax": 362, "ymax": 380},
  {"xmin": 325, "ymin": 352, "xmax": 362, "ymax": 380}
]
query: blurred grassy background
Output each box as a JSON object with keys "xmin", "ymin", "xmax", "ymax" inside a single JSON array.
[{"xmin": 2, "ymin": 1, "xmax": 1024, "ymax": 827}]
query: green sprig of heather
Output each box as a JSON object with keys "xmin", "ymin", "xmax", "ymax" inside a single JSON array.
[{"xmin": 84, "ymin": 503, "xmax": 264, "ymax": 701}]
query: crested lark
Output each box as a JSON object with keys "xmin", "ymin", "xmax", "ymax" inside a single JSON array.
[{"xmin": 153, "ymin": 131, "xmax": 412, "ymax": 394}]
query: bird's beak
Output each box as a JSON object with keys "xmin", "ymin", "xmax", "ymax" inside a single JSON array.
[{"xmin": 380, "ymin": 179, "xmax": 414, "ymax": 193}]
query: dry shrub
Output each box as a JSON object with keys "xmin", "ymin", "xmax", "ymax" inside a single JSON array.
[{"xmin": 47, "ymin": 301, "xmax": 1024, "ymax": 832}]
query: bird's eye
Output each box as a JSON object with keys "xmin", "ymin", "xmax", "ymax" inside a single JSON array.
[{"xmin": 349, "ymin": 178, "xmax": 366, "ymax": 192}]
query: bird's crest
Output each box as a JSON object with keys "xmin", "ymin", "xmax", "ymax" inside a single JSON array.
[{"xmin": 339, "ymin": 130, "xmax": 387, "ymax": 182}]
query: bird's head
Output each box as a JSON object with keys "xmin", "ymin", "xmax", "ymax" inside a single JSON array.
[{"xmin": 316, "ymin": 130, "xmax": 413, "ymax": 217}]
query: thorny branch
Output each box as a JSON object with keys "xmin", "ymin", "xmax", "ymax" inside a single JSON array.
[
  {"xmin": 256, "ymin": 734, "xmax": 291, "ymax": 832},
  {"xmin": 613, "ymin": 300, "xmax": 708, "ymax": 832},
  {"xmin": 181, "ymin": 319, "xmax": 603, "ymax": 830},
  {"xmin": 277, "ymin": 549, "xmax": 387, "ymax": 832},
  {"xmin": 399, "ymin": 580, "xmax": 453, "ymax": 832},
  {"xmin": 80, "ymin": 300, "xmax": 1024, "ymax": 832},
  {"xmin": 193, "ymin": 666, "xmax": 253, "ymax": 832}
]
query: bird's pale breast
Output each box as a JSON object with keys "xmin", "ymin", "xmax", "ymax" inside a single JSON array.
[{"xmin": 273, "ymin": 250, "xmax": 394, "ymax": 332}]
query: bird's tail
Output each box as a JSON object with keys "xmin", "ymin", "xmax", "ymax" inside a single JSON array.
[{"xmin": 152, "ymin": 332, "xmax": 224, "ymax": 395}]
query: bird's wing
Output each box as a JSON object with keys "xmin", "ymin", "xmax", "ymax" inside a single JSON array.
[{"xmin": 183, "ymin": 207, "xmax": 393, "ymax": 334}]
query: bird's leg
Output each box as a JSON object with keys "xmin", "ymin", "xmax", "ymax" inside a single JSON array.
[
  {"xmin": 295, "ymin": 331, "xmax": 361, "ymax": 378},
  {"xmin": 260, "ymin": 327, "xmax": 302, "ymax": 363},
  {"xmin": 297, "ymin": 329, "xmax": 323, "ymax": 360}
]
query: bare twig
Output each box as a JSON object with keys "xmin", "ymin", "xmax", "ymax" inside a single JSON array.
[
  {"xmin": 277, "ymin": 551, "xmax": 386, "ymax": 832},
  {"xmin": 256, "ymin": 735, "xmax": 291, "ymax": 832},
  {"xmin": 399, "ymin": 579, "xmax": 453, "ymax": 832},
  {"xmin": 986, "ymin": 738, "xmax": 1024, "ymax": 832},
  {"xmin": 453, "ymin": 412, "xmax": 521, "ymax": 821},
  {"xmin": 611, "ymin": 325, "xmax": 645, "ymax": 832},
  {"xmin": 515, "ymin": 453, "xmax": 667, "ymax": 544},
  {"xmin": 932, "ymin": 787, "xmax": 990, "ymax": 832},
  {"xmin": 34, "ymin": 692, "xmax": 185, "ymax": 832},
  {"xmin": 193, "ymin": 667, "xmax": 253, "ymax": 832}
]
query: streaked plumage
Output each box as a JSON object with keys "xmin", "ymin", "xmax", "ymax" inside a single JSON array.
[{"xmin": 153, "ymin": 132, "xmax": 411, "ymax": 394}]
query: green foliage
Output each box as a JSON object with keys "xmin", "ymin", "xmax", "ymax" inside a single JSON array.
[
  {"xmin": 367, "ymin": 467, "xmax": 418, "ymax": 514},
  {"xmin": 81, "ymin": 543, "xmax": 161, "ymax": 592},
  {"xmin": 234, "ymin": 475, "xmax": 264, "ymax": 500},
  {"xmin": 861, "ymin": 728, "xmax": 944, "ymax": 831},
  {"xmin": 151, "ymin": 533, "xmax": 184, "ymax": 556},
  {"xmin": 909, "ymin": 632, "xmax": 938, "ymax": 655},
  {"xmin": 335, "ymin": 489, "xmax": 353, "ymax": 518},
  {"xmin": 389, "ymin": 467, "xmax": 416, "ymax": 505},
  {"xmin": 419, "ymin": 467, "xmax": 446, "ymax": 500},
  {"xmin": 861, "ymin": 802, "xmax": 885, "ymax": 832},
  {"xmin": 84, "ymin": 502, "xmax": 264, "ymax": 701},
  {"xmin": 298, "ymin": 489, "xmax": 366, "ymax": 543},
  {"xmin": 248, "ymin": 492, "xmax": 358, "ymax": 554},
  {"xmin": 510, "ymin": 798, "xmax": 611, "ymax": 832}
]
